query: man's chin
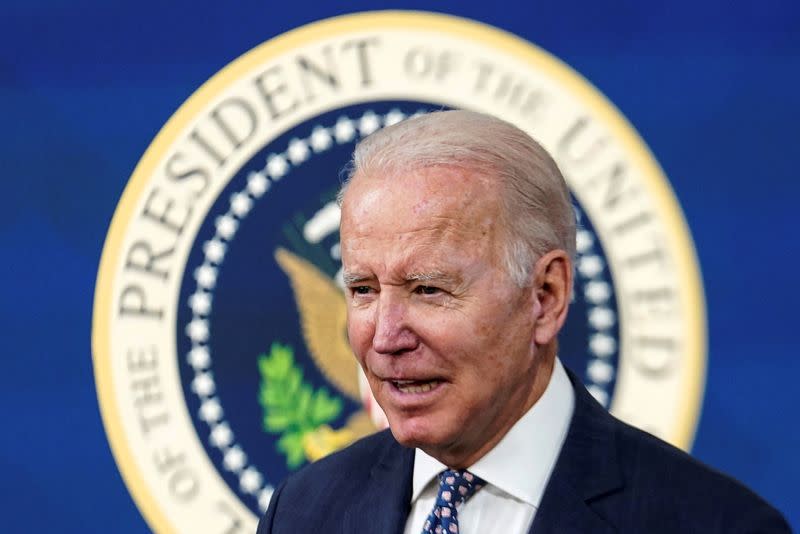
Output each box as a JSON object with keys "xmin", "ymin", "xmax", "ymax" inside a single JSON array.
[{"xmin": 385, "ymin": 415, "xmax": 448, "ymax": 450}]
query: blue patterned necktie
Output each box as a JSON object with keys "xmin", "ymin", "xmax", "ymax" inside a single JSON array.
[{"xmin": 421, "ymin": 469, "xmax": 486, "ymax": 534}]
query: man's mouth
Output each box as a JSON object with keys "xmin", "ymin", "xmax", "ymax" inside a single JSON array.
[{"xmin": 391, "ymin": 379, "xmax": 442, "ymax": 394}]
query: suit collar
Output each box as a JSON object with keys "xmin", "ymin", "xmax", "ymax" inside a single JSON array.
[
  {"xmin": 529, "ymin": 367, "xmax": 624, "ymax": 533},
  {"xmin": 344, "ymin": 430, "xmax": 414, "ymax": 534}
]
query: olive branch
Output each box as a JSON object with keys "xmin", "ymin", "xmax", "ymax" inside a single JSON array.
[{"xmin": 257, "ymin": 342, "xmax": 343, "ymax": 468}]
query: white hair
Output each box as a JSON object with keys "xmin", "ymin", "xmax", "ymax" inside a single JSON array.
[{"xmin": 338, "ymin": 110, "xmax": 575, "ymax": 286}]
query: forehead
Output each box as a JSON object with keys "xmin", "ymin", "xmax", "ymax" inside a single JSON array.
[
  {"xmin": 341, "ymin": 166, "xmax": 500, "ymax": 233},
  {"xmin": 339, "ymin": 166, "xmax": 506, "ymax": 272}
]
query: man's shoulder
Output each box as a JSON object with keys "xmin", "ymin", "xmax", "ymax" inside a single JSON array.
[
  {"xmin": 606, "ymin": 414, "xmax": 790, "ymax": 531},
  {"xmin": 614, "ymin": 416, "xmax": 755, "ymax": 496},
  {"xmin": 257, "ymin": 429, "xmax": 406, "ymax": 533},
  {"xmin": 284, "ymin": 428, "xmax": 398, "ymax": 489}
]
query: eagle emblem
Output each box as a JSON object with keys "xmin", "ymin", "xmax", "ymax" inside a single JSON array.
[{"xmin": 258, "ymin": 247, "xmax": 378, "ymax": 467}]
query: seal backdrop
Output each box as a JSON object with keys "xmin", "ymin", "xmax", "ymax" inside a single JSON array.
[{"xmin": 92, "ymin": 11, "xmax": 706, "ymax": 533}]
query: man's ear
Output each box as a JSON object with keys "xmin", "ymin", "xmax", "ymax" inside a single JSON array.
[{"xmin": 531, "ymin": 249, "xmax": 572, "ymax": 346}]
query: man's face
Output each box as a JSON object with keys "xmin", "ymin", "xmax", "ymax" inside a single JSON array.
[{"xmin": 340, "ymin": 166, "xmax": 544, "ymax": 465}]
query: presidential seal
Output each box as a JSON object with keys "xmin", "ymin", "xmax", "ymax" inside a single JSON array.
[{"xmin": 92, "ymin": 11, "xmax": 706, "ymax": 533}]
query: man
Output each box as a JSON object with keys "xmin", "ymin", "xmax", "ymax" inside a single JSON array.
[{"xmin": 258, "ymin": 110, "xmax": 789, "ymax": 533}]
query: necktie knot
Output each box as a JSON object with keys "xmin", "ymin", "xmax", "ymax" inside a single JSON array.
[
  {"xmin": 435, "ymin": 469, "xmax": 485, "ymax": 507},
  {"xmin": 422, "ymin": 469, "xmax": 486, "ymax": 534}
]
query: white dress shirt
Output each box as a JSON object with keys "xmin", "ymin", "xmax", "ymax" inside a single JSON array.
[{"xmin": 402, "ymin": 358, "xmax": 575, "ymax": 534}]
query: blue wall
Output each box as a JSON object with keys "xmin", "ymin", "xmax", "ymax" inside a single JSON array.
[{"xmin": 2, "ymin": 1, "xmax": 798, "ymax": 531}]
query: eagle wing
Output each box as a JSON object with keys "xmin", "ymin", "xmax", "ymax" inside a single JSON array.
[{"xmin": 274, "ymin": 247, "xmax": 361, "ymax": 401}]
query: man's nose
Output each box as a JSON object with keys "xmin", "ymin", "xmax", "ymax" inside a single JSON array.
[{"xmin": 372, "ymin": 295, "xmax": 418, "ymax": 355}]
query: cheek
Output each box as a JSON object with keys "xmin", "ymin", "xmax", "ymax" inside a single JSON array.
[
  {"xmin": 468, "ymin": 314, "xmax": 532, "ymax": 374},
  {"xmin": 346, "ymin": 312, "xmax": 374, "ymax": 362}
]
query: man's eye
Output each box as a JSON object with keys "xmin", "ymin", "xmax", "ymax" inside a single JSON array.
[
  {"xmin": 352, "ymin": 286, "xmax": 372, "ymax": 295},
  {"xmin": 415, "ymin": 285, "xmax": 441, "ymax": 295}
]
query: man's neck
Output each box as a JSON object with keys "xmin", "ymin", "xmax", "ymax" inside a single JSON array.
[{"xmin": 423, "ymin": 349, "xmax": 556, "ymax": 469}]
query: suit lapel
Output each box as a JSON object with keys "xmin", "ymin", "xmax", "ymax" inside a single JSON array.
[
  {"xmin": 529, "ymin": 368, "xmax": 624, "ymax": 534},
  {"xmin": 344, "ymin": 431, "xmax": 415, "ymax": 534},
  {"xmin": 529, "ymin": 477, "xmax": 616, "ymax": 534}
]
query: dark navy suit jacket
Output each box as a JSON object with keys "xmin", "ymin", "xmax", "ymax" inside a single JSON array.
[{"xmin": 257, "ymin": 370, "xmax": 790, "ymax": 533}]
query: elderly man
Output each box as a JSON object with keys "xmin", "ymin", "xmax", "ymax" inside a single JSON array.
[{"xmin": 258, "ymin": 111, "xmax": 788, "ymax": 533}]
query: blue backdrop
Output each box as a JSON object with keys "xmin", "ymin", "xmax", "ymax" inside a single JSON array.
[{"xmin": 2, "ymin": 1, "xmax": 798, "ymax": 531}]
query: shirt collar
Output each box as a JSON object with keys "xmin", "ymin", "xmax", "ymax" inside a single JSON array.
[{"xmin": 410, "ymin": 358, "xmax": 575, "ymax": 507}]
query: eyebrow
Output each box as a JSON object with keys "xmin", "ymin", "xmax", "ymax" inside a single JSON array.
[
  {"xmin": 342, "ymin": 270, "xmax": 461, "ymax": 286},
  {"xmin": 342, "ymin": 272, "xmax": 373, "ymax": 286},
  {"xmin": 406, "ymin": 271, "xmax": 456, "ymax": 284}
]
